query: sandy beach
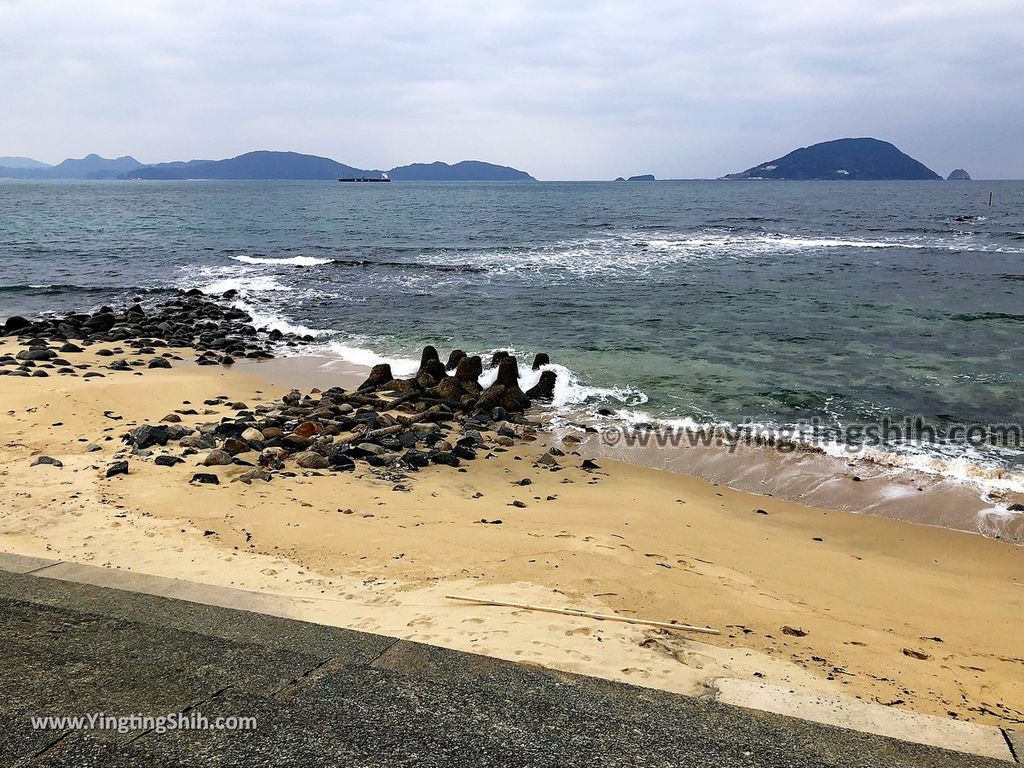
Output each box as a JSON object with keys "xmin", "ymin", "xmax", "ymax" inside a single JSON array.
[{"xmin": 1, "ymin": 335, "xmax": 1022, "ymax": 734}]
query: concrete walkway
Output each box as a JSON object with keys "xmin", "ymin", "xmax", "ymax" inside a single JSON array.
[{"xmin": 0, "ymin": 555, "xmax": 1016, "ymax": 767}]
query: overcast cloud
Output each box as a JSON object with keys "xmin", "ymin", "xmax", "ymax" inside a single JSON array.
[{"xmin": 1, "ymin": 0, "xmax": 1021, "ymax": 178}]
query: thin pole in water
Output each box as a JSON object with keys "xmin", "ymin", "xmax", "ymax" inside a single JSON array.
[{"xmin": 989, "ymin": 191, "xmax": 993, "ymax": 206}]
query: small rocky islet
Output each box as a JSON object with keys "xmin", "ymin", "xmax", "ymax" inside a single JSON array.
[{"xmin": 4, "ymin": 289, "xmax": 575, "ymax": 486}]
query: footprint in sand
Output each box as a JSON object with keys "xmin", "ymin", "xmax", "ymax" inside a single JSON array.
[
  {"xmin": 565, "ymin": 627, "xmax": 593, "ymax": 637},
  {"xmin": 406, "ymin": 615, "xmax": 435, "ymax": 629}
]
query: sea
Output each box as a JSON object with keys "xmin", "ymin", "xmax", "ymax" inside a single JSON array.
[{"xmin": 2, "ymin": 178, "xmax": 1023, "ymax": 528}]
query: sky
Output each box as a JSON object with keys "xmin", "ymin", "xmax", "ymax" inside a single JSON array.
[{"xmin": 1, "ymin": 0, "xmax": 1022, "ymax": 179}]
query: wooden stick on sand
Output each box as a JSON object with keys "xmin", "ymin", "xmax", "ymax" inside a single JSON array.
[{"xmin": 445, "ymin": 594, "xmax": 720, "ymax": 635}]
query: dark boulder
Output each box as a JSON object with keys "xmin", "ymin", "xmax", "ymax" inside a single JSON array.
[
  {"xmin": 3, "ymin": 316, "xmax": 32, "ymax": 334},
  {"xmin": 127, "ymin": 425, "xmax": 170, "ymax": 449},
  {"xmin": 445, "ymin": 349, "xmax": 466, "ymax": 371},
  {"xmin": 106, "ymin": 461, "xmax": 129, "ymax": 478},
  {"xmin": 525, "ymin": 370, "xmax": 557, "ymax": 401},
  {"xmin": 455, "ymin": 356, "xmax": 483, "ymax": 393},
  {"xmin": 494, "ymin": 357, "xmax": 520, "ymax": 386},
  {"xmin": 531, "ymin": 353, "xmax": 550, "ymax": 370},
  {"xmin": 83, "ymin": 313, "xmax": 117, "ymax": 333},
  {"xmin": 358, "ymin": 363, "xmax": 393, "ymax": 392}
]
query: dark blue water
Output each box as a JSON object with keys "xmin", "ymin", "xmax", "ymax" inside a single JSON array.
[{"xmin": 2, "ymin": 179, "xmax": 1023, "ymax": 488}]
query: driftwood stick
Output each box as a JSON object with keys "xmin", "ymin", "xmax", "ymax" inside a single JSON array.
[
  {"xmin": 445, "ymin": 594, "xmax": 720, "ymax": 635},
  {"xmin": 362, "ymin": 424, "xmax": 405, "ymax": 441},
  {"xmin": 397, "ymin": 405, "xmax": 443, "ymax": 427}
]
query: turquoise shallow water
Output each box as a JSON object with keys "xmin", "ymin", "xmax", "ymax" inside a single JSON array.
[{"xmin": 2, "ymin": 178, "xmax": 1023, "ymax": 487}]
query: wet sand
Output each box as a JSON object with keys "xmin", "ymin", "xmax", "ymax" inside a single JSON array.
[{"xmin": 1, "ymin": 339, "xmax": 1022, "ymax": 731}]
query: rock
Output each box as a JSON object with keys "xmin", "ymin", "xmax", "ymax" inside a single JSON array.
[
  {"xmin": 293, "ymin": 421, "xmax": 321, "ymax": 439},
  {"xmin": 83, "ymin": 312, "xmax": 117, "ymax": 333},
  {"xmin": 947, "ymin": 168, "xmax": 971, "ymax": 181},
  {"xmin": 430, "ymin": 451, "xmax": 460, "ymax": 467},
  {"xmin": 236, "ymin": 468, "xmax": 272, "ymax": 483},
  {"xmin": 420, "ymin": 345, "xmax": 441, "ymax": 368},
  {"xmin": 106, "ymin": 461, "xmax": 129, "ymax": 478},
  {"xmin": 148, "ymin": 358, "xmax": 172, "ymax": 369},
  {"xmin": 221, "ymin": 438, "xmax": 252, "ymax": 455},
  {"xmin": 190, "ymin": 473, "xmax": 220, "ymax": 485},
  {"xmin": 455, "ymin": 355, "xmax": 483, "ymax": 388},
  {"xmin": 154, "ymin": 455, "xmax": 184, "ymax": 467},
  {"xmin": 294, "ymin": 451, "xmax": 330, "ymax": 469},
  {"xmin": 495, "ymin": 357, "xmax": 520, "ymax": 386},
  {"xmin": 59, "ymin": 342, "xmax": 83, "ymax": 353},
  {"xmin": 402, "ymin": 450, "xmax": 431, "ymax": 468},
  {"xmin": 1007, "ymin": 502, "xmax": 1024, "ymax": 512},
  {"xmin": 452, "ymin": 445, "xmax": 477, "ymax": 460},
  {"xmin": 358, "ymin": 363, "xmax": 393, "ymax": 392},
  {"xmin": 161, "ymin": 413, "xmax": 182, "ymax": 423},
  {"xmin": 416, "ymin": 348, "xmax": 448, "ymax": 388},
  {"xmin": 203, "ymin": 449, "xmax": 234, "ymax": 466},
  {"xmin": 356, "ymin": 442, "xmax": 388, "ymax": 456},
  {"xmin": 531, "ymin": 353, "xmax": 550, "ymax": 370},
  {"xmin": 31, "ymin": 455, "xmax": 63, "ymax": 468},
  {"xmin": 427, "ymin": 377, "xmax": 465, "ymax": 402},
  {"xmin": 3, "ymin": 316, "xmax": 32, "ymax": 334},
  {"xmin": 525, "ymin": 370, "xmax": 557, "ymax": 401},
  {"xmin": 490, "ymin": 351, "xmax": 511, "ymax": 367},
  {"xmin": 127, "ymin": 425, "xmax": 170, "ymax": 449},
  {"xmin": 581, "ymin": 459, "xmax": 601, "ymax": 471},
  {"xmin": 241, "ymin": 427, "xmax": 264, "ymax": 443},
  {"xmin": 536, "ymin": 452, "xmax": 560, "ymax": 467},
  {"xmin": 445, "ymin": 349, "xmax": 466, "ymax": 371},
  {"xmin": 328, "ymin": 454, "xmax": 356, "ymax": 471},
  {"xmin": 16, "ymin": 349, "xmax": 56, "ymax": 361}
]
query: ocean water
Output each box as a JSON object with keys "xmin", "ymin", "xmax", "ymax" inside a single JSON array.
[{"xmin": 2, "ymin": 178, "xmax": 1023, "ymax": 496}]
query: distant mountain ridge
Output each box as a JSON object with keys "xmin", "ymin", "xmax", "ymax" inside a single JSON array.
[
  {"xmin": 0, "ymin": 154, "xmax": 143, "ymax": 179},
  {"xmin": 724, "ymin": 138, "xmax": 941, "ymax": 181},
  {"xmin": 0, "ymin": 150, "xmax": 535, "ymax": 181},
  {"xmin": 0, "ymin": 156, "xmax": 51, "ymax": 169}
]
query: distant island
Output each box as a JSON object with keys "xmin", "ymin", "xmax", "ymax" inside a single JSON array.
[
  {"xmin": 387, "ymin": 160, "xmax": 533, "ymax": 181},
  {"xmin": 0, "ymin": 151, "xmax": 535, "ymax": 182},
  {"xmin": 724, "ymin": 138, "xmax": 941, "ymax": 180},
  {"xmin": 947, "ymin": 168, "xmax": 972, "ymax": 181},
  {"xmin": 614, "ymin": 174, "xmax": 656, "ymax": 182}
]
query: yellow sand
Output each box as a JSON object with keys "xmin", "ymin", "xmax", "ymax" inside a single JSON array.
[{"xmin": 1, "ymin": 339, "xmax": 1022, "ymax": 730}]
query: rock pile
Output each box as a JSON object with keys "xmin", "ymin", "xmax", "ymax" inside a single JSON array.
[
  {"xmin": 1, "ymin": 289, "xmax": 312, "ymax": 376},
  {"xmin": 123, "ymin": 345, "xmax": 560, "ymax": 484}
]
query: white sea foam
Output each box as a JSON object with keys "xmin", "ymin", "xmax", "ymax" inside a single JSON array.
[
  {"xmin": 231, "ymin": 255, "xmax": 333, "ymax": 267},
  {"xmin": 237, "ymin": 302, "xmax": 324, "ymax": 337},
  {"xmin": 460, "ymin": 229, "xmax": 1023, "ymax": 279},
  {"xmin": 326, "ymin": 342, "xmax": 419, "ymax": 377}
]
